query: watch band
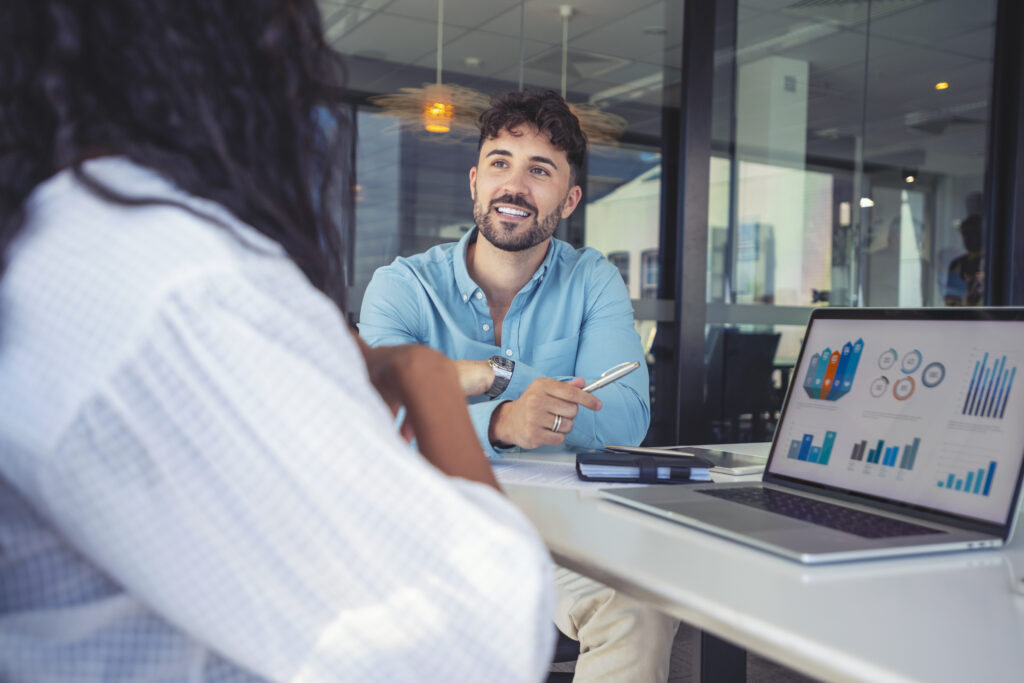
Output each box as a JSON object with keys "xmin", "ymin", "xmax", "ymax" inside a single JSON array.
[{"xmin": 486, "ymin": 355, "xmax": 515, "ymax": 398}]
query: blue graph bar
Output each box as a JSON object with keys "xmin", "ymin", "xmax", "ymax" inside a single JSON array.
[
  {"xmin": 964, "ymin": 359, "xmax": 981, "ymax": 414},
  {"xmin": 970, "ymin": 364, "xmax": 990, "ymax": 415},
  {"xmin": 820, "ymin": 431, "xmax": 836, "ymax": 465},
  {"xmin": 974, "ymin": 468, "xmax": 984, "ymax": 494},
  {"xmin": 992, "ymin": 370, "xmax": 1008, "ymax": 419},
  {"xmin": 984, "ymin": 461, "xmax": 997, "ymax": 496},
  {"xmin": 982, "ymin": 356, "xmax": 1002, "ymax": 416},
  {"xmin": 955, "ymin": 479, "xmax": 963, "ymax": 491},
  {"xmin": 798, "ymin": 434, "xmax": 813, "ymax": 461},
  {"xmin": 808, "ymin": 446, "xmax": 821, "ymax": 463},
  {"xmin": 946, "ymin": 473, "xmax": 955, "ymax": 488},
  {"xmin": 867, "ymin": 440, "xmax": 883, "ymax": 464},
  {"xmin": 970, "ymin": 353, "xmax": 989, "ymax": 414},
  {"xmin": 787, "ymin": 440, "xmax": 802, "ymax": 459},
  {"xmin": 1000, "ymin": 367, "xmax": 1016, "ymax": 418},
  {"xmin": 899, "ymin": 438, "xmax": 920, "ymax": 470},
  {"xmin": 992, "ymin": 358, "xmax": 1009, "ymax": 415},
  {"xmin": 966, "ymin": 471, "xmax": 974, "ymax": 491}
]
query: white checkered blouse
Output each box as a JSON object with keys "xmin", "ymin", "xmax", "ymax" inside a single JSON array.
[{"xmin": 0, "ymin": 158, "xmax": 554, "ymax": 682}]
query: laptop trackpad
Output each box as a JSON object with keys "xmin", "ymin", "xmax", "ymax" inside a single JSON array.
[{"xmin": 659, "ymin": 500, "xmax": 805, "ymax": 533}]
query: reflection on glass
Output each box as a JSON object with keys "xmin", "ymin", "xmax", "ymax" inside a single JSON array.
[{"xmin": 709, "ymin": 0, "xmax": 995, "ymax": 315}]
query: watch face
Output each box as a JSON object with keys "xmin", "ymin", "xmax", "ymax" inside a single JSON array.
[
  {"xmin": 487, "ymin": 355, "xmax": 514, "ymax": 397},
  {"xmin": 491, "ymin": 356, "xmax": 514, "ymax": 371}
]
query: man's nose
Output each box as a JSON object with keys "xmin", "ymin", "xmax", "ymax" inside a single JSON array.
[{"xmin": 499, "ymin": 167, "xmax": 530, "ymax": 197}]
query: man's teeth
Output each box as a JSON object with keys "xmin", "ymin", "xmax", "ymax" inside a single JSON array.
[{"xmin": 496, "ymin": 207, "xmax": 529, "ymax": 217}]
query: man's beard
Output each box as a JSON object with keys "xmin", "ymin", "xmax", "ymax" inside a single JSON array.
[{"xmin": 474, "ymin": 192, "xmax": 567, "ymax": 253}]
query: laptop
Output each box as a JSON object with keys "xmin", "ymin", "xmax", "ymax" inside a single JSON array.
[{"xmin": 602, "ymin": 307, "xmax": 1024, "ymax": 563}]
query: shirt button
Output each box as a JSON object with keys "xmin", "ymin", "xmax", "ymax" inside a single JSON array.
[
  {"xmin": 482, "ymin": 323, "xmax": 490, "ymax": 331},
  {"xmin": 462, "ymin": 294, "xmax": 468, "ymax": 302},
  {"xmin": 475, "ymin": 292, "xmax": 483, "ymax": 299},
  {"xmin": 505, "ymin": 349, "xmax": 513, "ymax": 357}
]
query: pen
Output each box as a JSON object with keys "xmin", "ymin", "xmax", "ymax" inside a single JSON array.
[{"xmin": 583, "ymin": 361, "xmax": 640, "ymax": 392}]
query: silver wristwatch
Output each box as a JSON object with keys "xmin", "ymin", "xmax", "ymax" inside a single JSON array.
[{"xmin": 486, "ymin": 355, "xmax": 515, "ymax": 398}]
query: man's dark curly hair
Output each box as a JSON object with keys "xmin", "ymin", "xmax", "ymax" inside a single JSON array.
[
  {"xmin": 477, "ymin": 90, "xmax": 587, "ymax": 185},
  {"xmin": 0, "ymin": 0, "xmax": 351, "ymax": 306}
]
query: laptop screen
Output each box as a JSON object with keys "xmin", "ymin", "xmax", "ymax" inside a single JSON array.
[{"xmin": 767, "ymin": 309, "xmax": 1024, "ymax": 526}]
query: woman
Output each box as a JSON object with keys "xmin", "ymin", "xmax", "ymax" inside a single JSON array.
[{"xmin": 0, "ymin": 2, "xmax": 553, "ymax": 681}]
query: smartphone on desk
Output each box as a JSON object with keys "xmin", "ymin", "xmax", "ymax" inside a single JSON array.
[{"xmin": 604, "ymin": 445, "xmax": 767, "ymax": 475}]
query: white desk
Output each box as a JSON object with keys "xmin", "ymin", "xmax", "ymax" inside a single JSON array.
[{"xmin": 501, "ymin": 445, "xmax": 1024, "ymax": 683}]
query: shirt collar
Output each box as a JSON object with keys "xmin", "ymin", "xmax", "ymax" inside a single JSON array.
[{"xmin": 454, "ymin": 226, "xmax": 559, "ymax": 300}]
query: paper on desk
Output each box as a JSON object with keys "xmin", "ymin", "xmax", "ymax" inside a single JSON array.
[{"xmin": 492, "ymin": 459, "xmax": 644, "ymax": 490}]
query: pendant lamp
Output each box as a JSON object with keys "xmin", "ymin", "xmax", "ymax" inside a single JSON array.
[{"xmin": 369, "ymin": 0, "xmax": 490, "ymax": 139}]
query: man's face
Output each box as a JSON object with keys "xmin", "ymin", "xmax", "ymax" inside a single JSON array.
[{"xmin": 469, "ymin": 124, "xmax": 582, "ymax": 253}]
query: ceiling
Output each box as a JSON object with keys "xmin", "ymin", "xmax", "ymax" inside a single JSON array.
[{"xmin": 317, "ymin": 0, "xmax": 997, "ymax": 176}]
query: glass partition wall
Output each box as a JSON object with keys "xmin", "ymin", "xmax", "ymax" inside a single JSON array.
[
  {"xmin": 703, "ymin": 0, "xmax": 997, "ymax": 442},
  {"xmin": 324, "ymin": 0, "xmax": 682, "ymax": 441},
  {"xmin": 322, "ymin": 0, "xmax": 1000, "ymax": 445}
]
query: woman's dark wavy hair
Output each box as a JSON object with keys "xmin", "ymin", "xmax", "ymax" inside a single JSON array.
[
  {"xmin": 477, "ymin": 89, "xmax": 587, "ymax": 185},
  {"xmin": 0, "ymin": 0, "xmax": 351, "ymax": 306}
]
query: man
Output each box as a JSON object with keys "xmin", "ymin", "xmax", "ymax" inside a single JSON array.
[
  {"xmin": 359, "ymin": 90, "xmax": 649, "ymax": 455},
  {"xmin": 360, "ymin": 90, "xmax": 678, "ymax": 682},
  {"xmin": 0, "ymin": 3, "xmax": 554, "ymax": 681}
]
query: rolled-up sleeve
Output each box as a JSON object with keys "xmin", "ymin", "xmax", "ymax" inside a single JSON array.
[{"xmin": 562, "ymin": 262, "xmax": 650, "ymax": 449}]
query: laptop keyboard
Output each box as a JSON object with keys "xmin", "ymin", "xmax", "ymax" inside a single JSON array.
[{"xmin": 698, "ymin": 487, "xmax": 942, "ymax": 539}]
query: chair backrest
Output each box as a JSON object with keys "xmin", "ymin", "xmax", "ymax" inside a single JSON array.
[{"xmin": 705, "ymin": 328, "xmax": 781, "ymax": 420}]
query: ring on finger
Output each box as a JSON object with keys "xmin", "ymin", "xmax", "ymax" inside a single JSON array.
[{"xmin": 551, "ymin": 414, "xmax": 562, "ymax": 433}]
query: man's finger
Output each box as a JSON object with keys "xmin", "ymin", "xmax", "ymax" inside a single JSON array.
[{"xmin": 534, "ymin": 377, "xmax": 603, "ymax": 411}]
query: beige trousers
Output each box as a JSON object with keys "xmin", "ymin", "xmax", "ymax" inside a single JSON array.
[{"xmin": 553, "ymin": 566, "xmax": 679, "ymax": 683}]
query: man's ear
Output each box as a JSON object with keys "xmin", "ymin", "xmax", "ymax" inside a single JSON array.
[
  {"xmin": 560, "ymin": 185, "xmax": 584, "ymax": 219},
  {"xmin": 469, "ymin": 167, "xmax": 477, "ymax": 201}
]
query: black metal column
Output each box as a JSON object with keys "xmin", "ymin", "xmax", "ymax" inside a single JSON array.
[
  {"xmin": 985, "ymin": 0, "xmax": 1024, "ymax": 305},
  {"xmin": 673, "ymin": 0, "xmax": 716, "ymax": 443}
]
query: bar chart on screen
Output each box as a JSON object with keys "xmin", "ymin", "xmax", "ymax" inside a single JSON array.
[
  {"xmin": 849, "ymin": 436, "xmax": 921, "ymax": 470},
  {"xmin": 936, "ymin": 461, "xmax": 997, "ymax": 496},
  {"xmin": 785, "ymin": 430, "xmax": 837, "ymax": 465},
  {"xmin": 961, "ymin": 351, "xmax": 1017, "ymax": 419}
]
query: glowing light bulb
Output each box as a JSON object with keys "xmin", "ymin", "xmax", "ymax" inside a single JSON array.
[
  {"xmin": 935, "ymin": 81, "xmax": 949, "ymax": 90},
  {"xmin": 423, "ymin": 101, "xmax": 453, "ymax": 133}
]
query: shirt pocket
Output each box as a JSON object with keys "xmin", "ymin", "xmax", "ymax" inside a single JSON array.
[{"xmin": 528, "ymin": 334, "xmax": 580, "ymax": 377}]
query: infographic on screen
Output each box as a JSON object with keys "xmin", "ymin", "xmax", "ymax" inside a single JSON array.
[
  {"xmin": 802, "ymin": 338, "xmax": 863, "ymax": 401},
  {"xmin": 771, "ymin": 317, "xmax": 1024, "ymax": 524}
]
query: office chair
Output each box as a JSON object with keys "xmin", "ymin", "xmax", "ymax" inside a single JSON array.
[{"xmin": 705, "ymin": 328, "xmax": 782, "ymax": 442}]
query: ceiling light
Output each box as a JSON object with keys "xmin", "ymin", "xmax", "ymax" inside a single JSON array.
[
  {"xmin": 859, "ymin": 197, "xmax": 875, "ymax": 208},
  {"xmin": 368, "ymin": 0, "xmax": 490, "ymax": 139},
  {"xmin": 935, "ymin": 81, "xmax": 949, "ymax": 90},
  {"xmin": 905, "ymin": 175, "xmax": 916, "ymax": 183}
]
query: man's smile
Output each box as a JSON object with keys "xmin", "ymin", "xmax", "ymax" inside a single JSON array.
[{"xmin": 495, "ymin": 205, "xmax": 531, "ymax": 220}]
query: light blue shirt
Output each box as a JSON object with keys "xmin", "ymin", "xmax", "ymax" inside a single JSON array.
[{"xmin": 359, "ymin": 228, "xmax": 650, "ymax": 456}]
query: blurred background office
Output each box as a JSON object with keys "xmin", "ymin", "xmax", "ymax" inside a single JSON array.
[{"xmin": 320, "ymin": 0, "xmax": 1024, "ymax": 445}]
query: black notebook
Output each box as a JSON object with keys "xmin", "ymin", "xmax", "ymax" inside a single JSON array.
[{"xmin": 576, "ymin": 449, "xmax": 713, "ymax": 484}]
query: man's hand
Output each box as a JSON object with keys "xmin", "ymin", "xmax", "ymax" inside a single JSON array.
[
  {"xmin": 454, "ymin": 359, "xmax": 494, "ymax": 396},
  {"xmin": 488, "ymin": 377, "xmax": 602, "ymax": 450}
]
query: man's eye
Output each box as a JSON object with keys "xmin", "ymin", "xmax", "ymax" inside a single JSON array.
[
  {"xmin": 531, "ymin": 167, "xmax": 549, "ymax": 176},
  {"xmin": 492, "ymin": 160, "xmax": 508, "ymax": 168}
]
